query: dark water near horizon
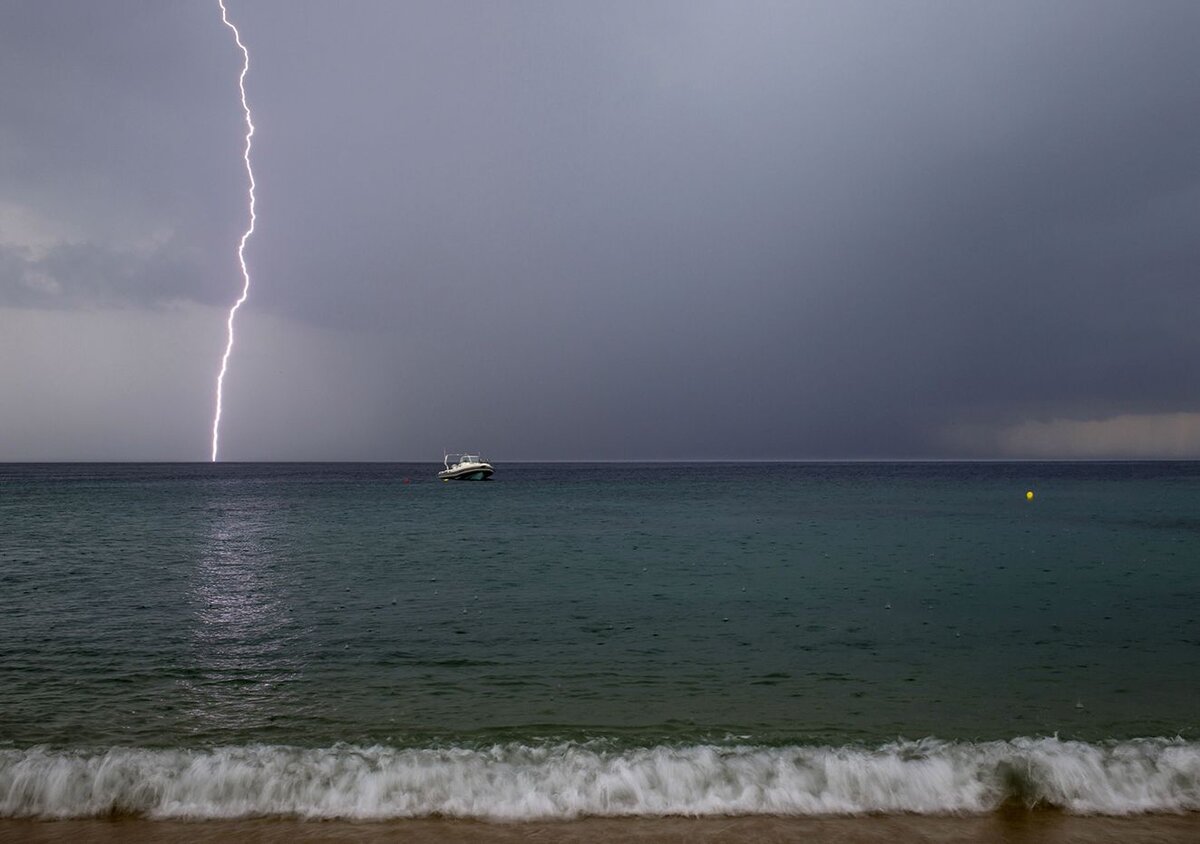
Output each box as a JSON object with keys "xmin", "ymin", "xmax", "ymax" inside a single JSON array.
[{"xmin": 2, "ymin": 462, "xmax": 1198, "ymax": 819}]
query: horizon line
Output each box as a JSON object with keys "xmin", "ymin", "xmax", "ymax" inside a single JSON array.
[{"xmin": 3, "ymin": 457, "xmax": 1200, "ymax": 465}]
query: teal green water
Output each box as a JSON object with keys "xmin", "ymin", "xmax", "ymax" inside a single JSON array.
[{"xmin": 3, "ymin": 462, "xmax": 1197, "ymax": 750}]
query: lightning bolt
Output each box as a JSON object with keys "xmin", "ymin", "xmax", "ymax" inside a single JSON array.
[{"xmin": 211, "ymin": 0, "xmax": 256, "ymax": 462}]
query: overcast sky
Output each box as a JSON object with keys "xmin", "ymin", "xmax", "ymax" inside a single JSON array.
[{"xmin": 2, "ymin": 0, "xmax": 1198, "ymax": 460}]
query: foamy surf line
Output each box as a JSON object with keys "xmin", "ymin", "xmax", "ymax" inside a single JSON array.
[{"xmin": 2, "ymin": 738, "xmax": 1198, "ymax": 820}]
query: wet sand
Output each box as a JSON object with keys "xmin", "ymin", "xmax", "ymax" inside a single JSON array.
[{"xmin": 4, "ymin": 814, "xmax": 1199, "ymax": 844}]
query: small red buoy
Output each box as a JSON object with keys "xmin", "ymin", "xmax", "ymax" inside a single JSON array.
[{"xmin": 402, "ymin": 477, "xmax": 411, "ymax": 484}]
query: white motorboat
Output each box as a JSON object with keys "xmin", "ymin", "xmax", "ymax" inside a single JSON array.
[{"xmin": 438, "ymin": 453, "xmax": 494, "ymax": 481}]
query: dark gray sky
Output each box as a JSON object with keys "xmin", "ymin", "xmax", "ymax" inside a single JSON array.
[{"xmin": 2, "ymin": 0, "xmax": 1198, "ymax": 460}]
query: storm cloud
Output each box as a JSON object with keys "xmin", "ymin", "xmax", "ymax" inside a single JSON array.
[{"xmin": 1, "ymin": 1, "xmax": 1198, "ymax": 460}]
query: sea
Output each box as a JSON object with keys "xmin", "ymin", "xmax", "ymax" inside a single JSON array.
[{"xmin": 1, "ymin": 461, "xmax": 1198, "ymax": 832}]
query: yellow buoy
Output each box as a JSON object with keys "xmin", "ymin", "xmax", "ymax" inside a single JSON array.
[{"xmin": 1026, "ymin": 490, "xmax": 1034, "ymax": 501}]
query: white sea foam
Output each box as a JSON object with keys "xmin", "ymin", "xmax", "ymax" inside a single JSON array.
[{"xmin": 1, "ymin": 738, "xmax": 1198, "ymax": 820}]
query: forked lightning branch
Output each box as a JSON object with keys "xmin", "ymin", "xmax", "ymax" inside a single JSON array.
[{"xmin": 211, "ymin": 0, "xmax": 257, "ymax": 462}]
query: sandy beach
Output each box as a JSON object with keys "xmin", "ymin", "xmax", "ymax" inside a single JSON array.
[{"xmin": 5, "ymin": 814, "xmax": 1200, "ymax": 844}]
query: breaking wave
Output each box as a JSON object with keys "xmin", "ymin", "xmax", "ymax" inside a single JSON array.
[{"xmin": 2, "ymin": 737, "xmax": 1198, "ymax": 820}]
